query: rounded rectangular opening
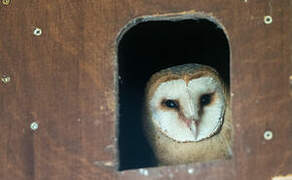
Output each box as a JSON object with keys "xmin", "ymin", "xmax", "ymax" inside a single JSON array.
[{"xmin": 117, "ymin": 14, "xmax": 231, "ymax": 171}]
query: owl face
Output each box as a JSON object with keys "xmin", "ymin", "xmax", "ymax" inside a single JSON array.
[{"xmin": 147, "ymin": 66, "xmax": 226, "ymax": 143}]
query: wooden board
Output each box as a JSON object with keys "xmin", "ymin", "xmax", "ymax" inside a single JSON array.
[{"xmin": 0, "ymin": 0, "xmax": 291, "ymax": 179}]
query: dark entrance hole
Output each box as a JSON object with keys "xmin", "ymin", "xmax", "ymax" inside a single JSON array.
[{"xmin": 117, "ymin": 15, "xmax": 230, "ymax": 170}]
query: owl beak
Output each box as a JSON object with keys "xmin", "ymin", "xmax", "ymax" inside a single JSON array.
[{"xmin": 188, "ymin": 119, "xmax": 200, "ymax": 140}]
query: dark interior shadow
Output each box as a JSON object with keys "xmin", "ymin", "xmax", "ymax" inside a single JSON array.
[{"xmin": 117, "ymin": 18, "xmax": 230, "ymax": 170}]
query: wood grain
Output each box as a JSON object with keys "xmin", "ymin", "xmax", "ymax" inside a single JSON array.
[{"xmin": 0, "ymin": 0, "xmax": 291, "ymax": 180}]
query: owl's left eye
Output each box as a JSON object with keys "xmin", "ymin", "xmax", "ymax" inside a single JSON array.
[{"xmin": 162, "ymin": 99, "xmax": 179, "ymax": 109}]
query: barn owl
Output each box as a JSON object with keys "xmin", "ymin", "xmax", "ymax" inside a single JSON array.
[{"xmin": 144, "ymin": 63, "xmax": 232, "ymax": 165}]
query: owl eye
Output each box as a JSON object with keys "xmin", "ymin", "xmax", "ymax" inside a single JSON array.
[
  {"xmin": 163, "ymin": 99, "xmax": 179, "ymax": 109},
  {"xmin": 200, "ymin": 94, "xmax": 213, "ymax": 106}
]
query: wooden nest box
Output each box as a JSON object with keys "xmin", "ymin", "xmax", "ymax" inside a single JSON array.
[{"xmin": 0, "ymin": 1, "xmax": 291, "ymax": 180}]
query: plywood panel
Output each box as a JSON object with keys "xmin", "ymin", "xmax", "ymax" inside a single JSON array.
[{"xmin": 0, "ymin": 0, "xmax": 291, "ymax": 180}]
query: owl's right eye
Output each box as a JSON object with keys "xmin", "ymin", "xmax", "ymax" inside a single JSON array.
[
  {"xmin": 162, "ymin": 99, "xmax": 179, "ymax": 109},
  {"xmin": 200, "ymin": 93, "xmax": 213, "ymax": 106}
]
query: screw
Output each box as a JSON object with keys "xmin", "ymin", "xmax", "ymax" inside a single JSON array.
[
  {"xmin": 264, "ymin": 16, "xmax": 272, "ymax": 24},
  {"xmin": 2, "ymin": 0, "xmax": 10, "ymax": 5},
  {"xmin": 1, "ymin": 75, "xmax": 11, "ymax": 84},
  {"xmin": 33, "ymin": 28, "xmax": 42, "ymax": 36},
  {"xmin": 188, "ymin": 168, "xmax": 194, "ymax": 174},
  {"xmin": 30, "ymin": 122, "xmax": 39, "ymax": 131},
  {"xmin": 139, "ymin": 169, "xmax": 149, "ymax": 176},
  {"xmin": 264, "ymin": 130, "xmax": 273, "ymax": 140}
]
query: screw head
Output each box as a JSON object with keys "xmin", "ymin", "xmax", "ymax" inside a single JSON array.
[
  {"xmin": 139, "ymin": 169, "xmax": 149, "ymax": 176},
  {"xmin": 2, "ymin": 0, "xmax": 10, "ymax": 5},
  {"xmin": 33, "ymin": 28, "xmax": 42, "ymax": 36},
  {"xmin": 188, "ymin": 168, "xmax": 194, "ymax": 174},
  {"xmin": 1, "ymin": 75, "xmax": 11, "ymax": 84},
  {"xmin": 30, "ymin": 122, "xmax": 39, "ymax": 131},
  {"xmin": 264, "ymin": 16, "xmax": 272, "ymax": 24},
  {"xmin": 264, "ymin": 130, "xmax": 273, "ymax": 140}
]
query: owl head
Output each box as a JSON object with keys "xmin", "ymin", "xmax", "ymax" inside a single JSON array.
[{"xmin": 145, "ymin": 64, "xmax": 226, "ymax": 143}]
